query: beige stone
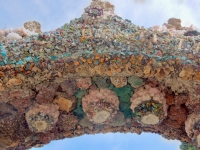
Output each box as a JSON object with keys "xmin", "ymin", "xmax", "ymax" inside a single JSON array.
[
  {"xmin": 34, "ymin": 121, "xmax": 48, "ymax": 132},
  {"xmin": 110, "ymin": 76, "xmax": 127, "ymax": 88},
  {"xmin": 179, "ymin": 68, "xmax": 194, "ymax": 80},
  {"xmin": 141, "ymin": 114, "xmax": 159, "ymax": 125},
  {"xmin": 6, "ymin": 78, "xmax": 22, "ymax": 87},
  {"xmin": 92, "ymin": 110, "xmax": 110, "ymax": 124}
]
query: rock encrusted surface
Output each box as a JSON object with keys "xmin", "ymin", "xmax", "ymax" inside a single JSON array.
[{"xmin": 0, "ymin": 0, "xmax": 200, "ymax": 149}]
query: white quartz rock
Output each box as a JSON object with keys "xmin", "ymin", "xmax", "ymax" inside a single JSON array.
[
  {"xmin": 187, "ymin": 24, "xmax": 198, "ymax": 31},
  {"xmin": 22, "ymin": 27, "xmax": 38, "ymax": 36},
  {"xmin": 6, "ymin": 32, "xmax": 22, "ymax": 40}
]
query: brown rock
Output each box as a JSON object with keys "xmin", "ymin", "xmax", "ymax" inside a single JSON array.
[
  {"xmin": 174, "ymin": 94, "xmax": 188, "ymax": 105},
  {"xmin": 24, "ymin": 21, "xmax": 42, "ymax": 33},
  {"xmin": 9, "ymin": 89, "xmax": 35, "ymax": 109},
  {"xmin": 154, "ymin": 65, "xmax": 174, "ymax": 79},
  {"xmin": 0, "ymin": 137, "xmax": 19, "ymax": 150},
  {"xmin": 166, "ymin": 94, "xmax": 175, "ymax": 105},
  {"xmin": 164, "ymin": 105, "xmax": 187, "ymax": 128},
  {"xmin": 163, "ymin": 23, "xmax": 175, "ymax": 29},
  {"xmin": 36, "ymin": 82, "xmax": 58, "ymax": 103},
  {"xmin": 0, "ymin": 83, "xmax": 4, "ymax": 91},
  {"xmin": 38, "ymin": 132, "xmax": 55, "ymax": 144},
  {"xmin": 6, "ymin": 78, "xmax": 22, "ymax": 87},
  {"xmin": 25, "ymin": 104, "xmax": 59, "ymax": 133},
  {"xmin": 0, "ymin": 91, "xmax": 9, "ymax": 103},
  {"xmin": 179, "ymin": 67, "xmax": 194, "ymax": 80},
  {"xmin": 59, "ymin": 79, "xmax": 77, "ymax": 96},
  {"xmin": 0, "ymin": 103, "xmax": 19, "ymax": 137},
  {"xmin": 53, "ymin": 96, "xmax": 76, "ymax": 112},
  {"xmin": 57, "ymin": 114, "xmax": 79, "ymax": 132},
  {"xmin": 168, "ymin": 18, "xmax": 182, "ymax": 30}
]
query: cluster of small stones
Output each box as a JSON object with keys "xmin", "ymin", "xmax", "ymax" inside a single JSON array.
[{"xmin": 1, "ymin": 0, "xmax": 200, "ymax": 149}]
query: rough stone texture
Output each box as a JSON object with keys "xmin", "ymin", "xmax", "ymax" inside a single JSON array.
[
  {"xmin": 53, "ymin": 96, "xmax": 76, "ymax": 112},
  {"xmin": 59, "ymin": 80, "xmax": 77, "ymax": 96},
  {"xmin": 0, "ymin": 103, "xmax": 19, "ymax": 138},
  {"xmin": 0, "ymin": 0, "xmax": 200, "ymax": 149},
  {"xmin": 36, "ymin": 82, "xmax": 58, "ymax": 104},
  {"xmin": 25, "ymin": 104, "xmax": 59, "ymax": 133},
  {"xmin": 56, "ymin": 113, "xmax": 79, "ymax": 132}
]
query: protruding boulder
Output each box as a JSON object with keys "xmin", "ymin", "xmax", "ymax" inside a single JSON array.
[
  {"xmin": 24, "ymin": 21, "xmax": 42, "ymax": 33},
  {"xmin": 6, "ymin": 32, "xmax": 22, "ymax": 40},
  {"xmin": 25, "ymin": 104, "xmax": 59, "ymax": 133},
  {"xmin": 82, "ymin": 89, "xmax": 119, "ymax": 124}
]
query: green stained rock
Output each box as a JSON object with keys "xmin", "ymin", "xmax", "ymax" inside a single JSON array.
[
  {"xmin": 118, "ymin": 95, "xmax": 131, "ymax": 103},
  {"xmin": 113, "ymin": 84, "xmax": 133, "ymax": 97},
  {"xmin": 74, "ymin": 89, "xmax": 87, "ymax": 119},
  {"xmin": 180, "ymin": 142, "xmax": 197, "ymax": 150},
  {"xmin": 119, "ymin": 102, "xmax": 134, "ymax": 118},
  {"xmin": 73, "ymin": 98, "xmax": 85, "ymax": 119},
  {"xmin": 75, "ymin": 89, "xmax": 87, "ymax": 99},
  {"xmin": 93, "ymin": 76, "xmax": 110, "ymax": 88},
  {"xmin": 111, "ymin": 84, "xmax": 134, "ymax": 118},
  {"xmin": 128, "ymin": 75, "xmax": 144, "ymax": 88}
]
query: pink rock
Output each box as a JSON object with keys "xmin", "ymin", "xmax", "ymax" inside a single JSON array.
[
  {"xmin": 160, "ymin": 25, "xmax": 168, "ymax": 32},
  {"xmin": 187, "ymin": 24, "xmax": 198, "ymax": 31},
  {"xmin": 152, "ymin": 26, "xmax": 160, "ymax": 31},
  {"xmin": 82, "ymin": 89, "xmax": 119, "ymax": 124},
  {"xmin": 148, "ymin": 88, "xmax": 160, "ymax": 94}
]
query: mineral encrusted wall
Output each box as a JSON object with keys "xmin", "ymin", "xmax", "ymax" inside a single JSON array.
[{"xmin": 0, "ymin": 0, "xmax": 200, "ymax": 149}]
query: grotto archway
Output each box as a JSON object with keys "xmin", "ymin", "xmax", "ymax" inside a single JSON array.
[{"xmin": 0, "ymin": 0, "xmax": 200, "ymax": 149}]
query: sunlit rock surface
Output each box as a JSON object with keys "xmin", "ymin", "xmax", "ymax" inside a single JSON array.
[{"xmin": 1, "ymin": 0, "xmax": 200, "ymax": 149}]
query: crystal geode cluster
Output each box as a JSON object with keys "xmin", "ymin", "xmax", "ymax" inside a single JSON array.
[
  {"xmin": 82, "ymin": 89, "xmax": 119, "ymax": 124},
  {"xmin": 130, "ymin": 84, "xmax": 168, "ymax": 125},
  {"xmin": 25, "ymin": 104, "xmax": 59, "ymax": 133}
]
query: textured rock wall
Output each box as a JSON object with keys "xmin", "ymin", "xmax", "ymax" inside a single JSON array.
[{"xmin": 0, "ymin": 0, "xmax": 200, "ymax": 149}]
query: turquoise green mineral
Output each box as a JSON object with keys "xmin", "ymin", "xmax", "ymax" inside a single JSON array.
[
  {"xmin": 113, "ymin": 84, "xmax": 133, "ymax": 97},
  {"xmin": 112, "ymin": 85, "xmax": 134, "ymax": 118},
  {"xmin": 73, "ymin": 98, "xmax": 85, "ymax": 119},
  {"xmin": 75, "ymin": 89, "xmax": 87, "ymax": 99},
  {"xmin": 74, "ymin": 89, "xmax": 87, "ymax": 118}
]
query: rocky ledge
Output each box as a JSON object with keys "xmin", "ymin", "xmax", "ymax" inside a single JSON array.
[{"xmin": 1, "ymin": 0, "xmax": 200, "ymax": 149}]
